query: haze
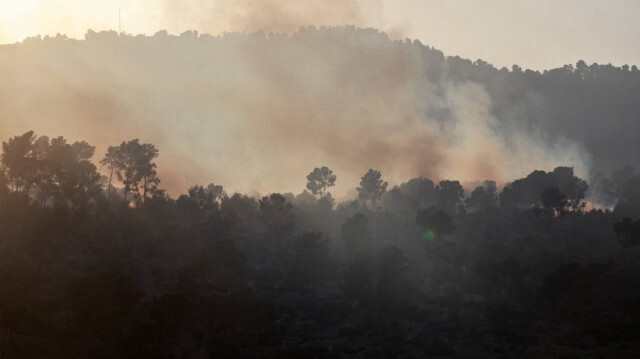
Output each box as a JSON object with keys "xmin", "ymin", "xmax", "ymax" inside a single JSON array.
[
  {"xmin": 2, "ymin": 0, "xmax": 640, "ymax": 70},
  {"xmin": 1, "ymin": 0, "xmax": 639, "ymax": 198},
  {"xmin": 4, "ymin": 2, "xmax": 640, "ymax": 357}
]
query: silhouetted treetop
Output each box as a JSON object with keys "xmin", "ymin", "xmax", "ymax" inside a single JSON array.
[
  {"xmin": 357, "ymin": 169, "xmax": 388, "ymax": 209},
  {"xmin": 540, "ymin": 186, "xmax": 569, "ymax": 217},
  {"xmin": 2, "ymin": 131, "xmax": 37, "ymax": 193},
  {"xmin": 306, "ymin": 166, "xmax": 336, "ymax": 197},
  {"xmin": 259, "ymin": 193, "xmax": 295, "ymax": 239},
  {"xmin": 503, "ymin": 167, "xmax": 587, "ymax": 211},
  {"xmin": 1, "ymin": 130, "xmax": 102, "ymax": 209},
  {"xmin": 436, "ymin": 180, "xmax": 465, "ymax": 215},
  {"xmin": 466, "ymin": 181, "xmax": 497, "ymax": 213},
  {"xmin": 106, "ymin": 139, "xmax": 161, "ymax": 207}
]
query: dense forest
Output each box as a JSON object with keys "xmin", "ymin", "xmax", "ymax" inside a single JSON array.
[
  {"xmin": 2, "ymin": 27, "xmax": 640, "ymax": 358},
  {"xmin": 2, "ymin": 127, "xmax": 640, "ymax": 358}
]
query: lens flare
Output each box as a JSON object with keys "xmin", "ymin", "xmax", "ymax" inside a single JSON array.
[{"xmin": 423, "ymin": 230, "xmax": 435, "ymax": 241}]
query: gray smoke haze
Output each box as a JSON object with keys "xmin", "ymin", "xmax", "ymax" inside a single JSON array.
[
  {"xmin": 163, "ymin": 0, "xmax": 386, "ymax": 36},
  {"xmin": 0, "ymin": 29, "xmax": 590, "ymax": 197}
]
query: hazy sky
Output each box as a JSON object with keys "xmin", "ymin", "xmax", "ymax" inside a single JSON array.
[{"xmin": 1, "ymin": 0, "xmax": 638, "ymax": 70}]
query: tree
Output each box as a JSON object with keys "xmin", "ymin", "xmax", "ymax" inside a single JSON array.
[
  {"xmin": 47, "ymin": 138, "xmax": 102, "ymax": 208},
  {"xmin": 551, "ymin": 167, "xmax": 588, "ymax": 211},
  {"xmin": 540, "ymin": 186, "xmax": 568, "ymax": 217},
  {"xmin": 306, "ymin": 166, "xmax": 336, "ymax": 197},
  {"xmin": 465, "ymin": 181, "xmax": 497, "ymax": 213},
  {"xmin": 499, "ymin": 186, "xmax": 518, "ymax": 210},
  {"xmin": 100, "ymin": 145, "xmax": 122, "ymax": 201},
  {"xmin": 135, "ymin": 142, "xmax": 161, "ymax": 207},
  {"xmin": 1, "ymin": 131, "xmax": 102, "ymax": 208},
  {"xmin": 0, "ymin": 164, "xmax": 8, "ymax": 197},
  {"xmin": 65, "ymin": 162, "xmax": 102, "ymax": 208},
  {"xmin": 398, "ymin": 177, "xmax": 436, "ymax": 210},
  {"xmin": 357, "ymin": 169, "xmax": 388, "ymax": 209},
  {"xmin": 505, "ymin": 167, "xmax": 587, "ymax": 211},
  {"xmin": 107, "ymin": 139, "xmax": 161, "ymax": 207},
  {"xmin": 1, "ymin": 131, "xmax": 37, "ymax": 192},
  {"xmin": 31, "ymin": 135, "xmax": 52, "ymax": 207},
  {"xmin": 47, "ymin": 137, "xmax": 78, "ymax": 201},
  {"xmin": 184, "ymin": 183, "xmax": 225, "ymax": 211},
  {"xmin": 221, "ymin": 193, "xmax": 259, "ymax": 222},
  {"xmin": 259, "ymin": 193, "xmax": 294, "ymax": 239},
  {"xmin": 436, "ymin": 180, "xmax": 464, "ymax": 214}
]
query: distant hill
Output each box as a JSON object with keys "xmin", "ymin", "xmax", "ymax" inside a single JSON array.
[{"xmin": 1, "ymin": 27, "xmax": 638, "ymax": 195}]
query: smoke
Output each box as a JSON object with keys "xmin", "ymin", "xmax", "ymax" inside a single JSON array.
[
  {"xmin": 163, "ymin": 0, "xmax": 384, "ymax": 35},
  {"xmin": 0, "ymin": 28, "xmax": 590, "ymax": 198},
  {"xmin": 440, "ymin": 82, "xmax": 590, "ymax": 186}
]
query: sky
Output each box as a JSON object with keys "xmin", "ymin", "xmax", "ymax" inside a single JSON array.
[{"xmin": 1, "ymin": 0, "xmax": 639, "ymax": 70}]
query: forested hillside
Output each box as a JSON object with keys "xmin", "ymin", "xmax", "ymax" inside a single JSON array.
[
  {"xmin": 2, "ymin": 126, "xmax": 640, "ymax": 357},
  {"xmin": 2, "ymin": 26, "xmax": 640, "ymax": 357}
]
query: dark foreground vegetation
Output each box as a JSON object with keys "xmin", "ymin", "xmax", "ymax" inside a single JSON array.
[{"xmin": 2, "ymin": 130, "xmax": 640, "ymax": 358}]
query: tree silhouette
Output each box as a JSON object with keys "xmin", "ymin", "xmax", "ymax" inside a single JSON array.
[
  {"xmin": 1, "ymin": 131, "xmax": 37, "ymax": 192},
  {"xmin": 399, "ymin": 177, "xmax": 436, "ymax": 210},
  {"xmin": 183, "ymin": 183, "xmax": 225, "ymax": 211},
  {"xmin": 31, "ymin": 135, "xmax": 52, "ymax": 207},
  {"xmin": 100, "ymin": 145, "xmax": 122, "ymax": 201},
  {"xmin": 306, "ymin": 166, "xmax": 336, "ymax": 197},
  {"xmin": 221, "ymin": 193, "xmax": 260, "ymax": 222},
  {"xmin": 540, "ymin": 186, "xmax": 568, "ymax": 217},
  {"xmin": 357, "ymin": 169, "xmax": 388, "ymax": 209},
  {"xmin": 506, "ymin": 167, "xmax": 588, "ymax": 211},
  {"xmin": 0, "ymin": 165, "xmax": 8, "ymax": 197},
  {"xmin": 551, "ymin": 167, "xmax": 588, "ymax": 211},
  {"xmin": 108, "ymin": 139, "xmax": 161, "ymax": 207},
  {"xmin": 46, "ymin": 137, "xmax": 101, "ymax": 206},
  {"xmin": 259, "ymin": 193, "xmax": 294, "ymax": 239},
  {"xmin": 1, "ymin": 131, "xmax": 101, "ymax": 208},
  {"xmin": 436, "ymin": 180, "xmax": 464, "ymax": 214},
  {"xmin": 465, "ymin": 181, "xmax": 497, "ymax": 213}
]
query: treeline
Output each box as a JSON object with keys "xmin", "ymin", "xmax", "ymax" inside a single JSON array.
[{"xmin": 2, "ymin": 130, "xmax": 640, "ymax": 357}]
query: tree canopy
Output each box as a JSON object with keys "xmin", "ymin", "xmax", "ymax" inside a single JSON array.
[
  {"xmin": 306, "ymin": 166, "xmax": 336, "ymax": 197},
  {"xmin": 357, "ymin": 169, "xmax": 388, "ymax": 209}
]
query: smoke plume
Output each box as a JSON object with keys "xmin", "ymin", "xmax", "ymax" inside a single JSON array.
[{"xmin": 0, "ymin": 28, "xmax": 589, "ymax": 197}]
